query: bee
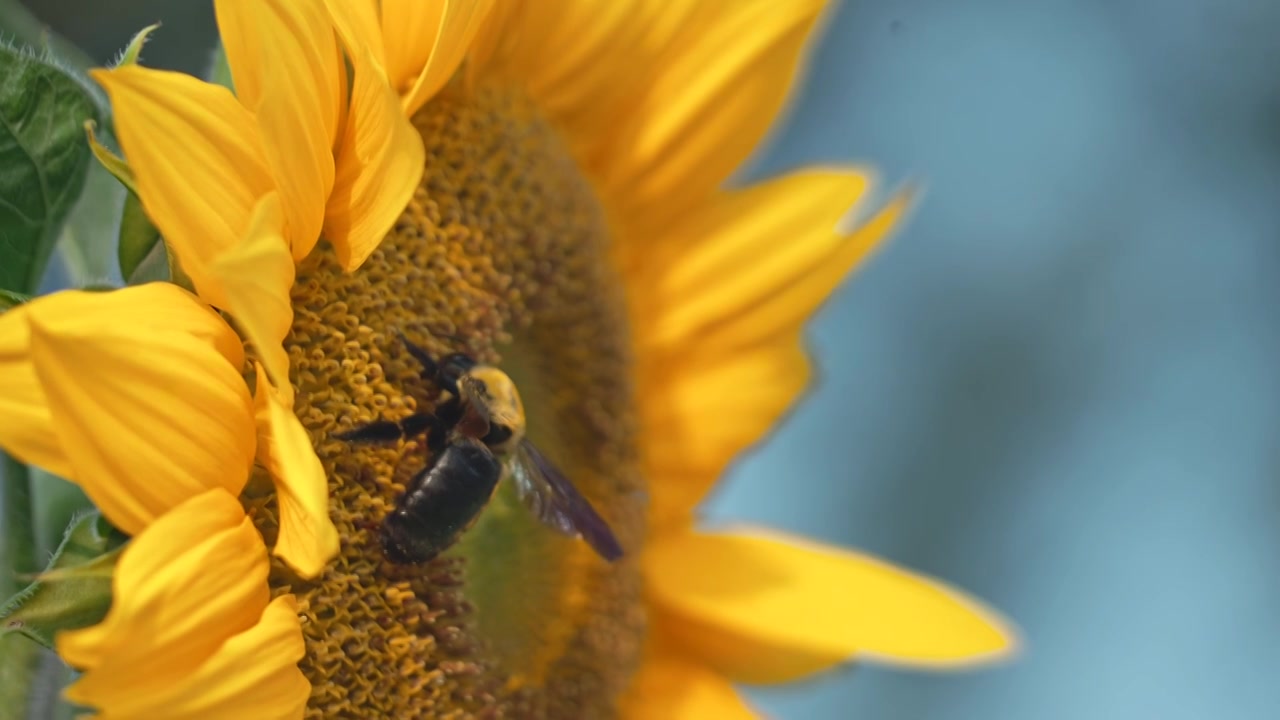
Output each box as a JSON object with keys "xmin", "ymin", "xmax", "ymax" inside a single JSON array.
[{"xmin": 336, "ymin": 331, "xmax": 624, "ymax": 565}]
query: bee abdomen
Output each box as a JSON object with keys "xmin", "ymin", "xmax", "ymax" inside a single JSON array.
[{"xmin": 380, "ymin": 437, "xmax": 503, "ymax": 564}]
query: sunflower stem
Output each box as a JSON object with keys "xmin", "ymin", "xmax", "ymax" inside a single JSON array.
[
  {"xmin": 29, "ymin": 648, "xmax": 76, "ymax": 720},
  {"xmin": 0, "ymin": 635, "xmax": 40, "ymax": 720},
  {"xmin": 0, "ymin": 454, "xmax": 39, "ymax": 720},
  {"xmin": 1, "ymin": 454, "xmax": 35, "ymax": 600}
]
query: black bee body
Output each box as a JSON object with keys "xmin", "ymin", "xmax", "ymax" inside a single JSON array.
[{"xmin": 380, "ymin": 436, "xmax": 501, "ymax": 564}]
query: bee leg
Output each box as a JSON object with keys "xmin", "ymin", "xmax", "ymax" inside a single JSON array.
[
  {"xmin": 334, "ymin": 412, "xmax": 443, "ymax": 443},
  {"xmin": 393, "ymin": 328, "xmax": 476, "ymax": 396},
  {"xmin": 394, "ymin": 328, "xmax": 441, "ymax": 379},
  {"xmin": 400, "ymin": 412, "xmax": 443, "ymax": 439}
]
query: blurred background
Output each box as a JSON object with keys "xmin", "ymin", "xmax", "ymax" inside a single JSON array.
[{"xmin": 12, "ymin": 0, "xmax": 1280, "ymax": 718}]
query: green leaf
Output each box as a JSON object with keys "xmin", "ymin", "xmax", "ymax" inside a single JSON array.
[
  {"xmin": 0, "ymin": 288, "xmax": 28, "ymax": 311},
  {"xmin": 0, "ymin": 511, "xmax": 124, "ymax": 650},
  {"xmin": 0, "ymin": 46, "xmax": 100, "ymax": 294}
]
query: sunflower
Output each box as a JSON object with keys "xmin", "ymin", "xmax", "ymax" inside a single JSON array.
[{"xmin": 0, "ymin": 1, "xmax": 1016, "ymax": 718}]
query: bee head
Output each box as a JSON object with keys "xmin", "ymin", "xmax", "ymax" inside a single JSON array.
[
  {"xmin": 458, "ymin": 365, "xmax": 526, "ymax": 439},
  {"xmin": 435, "ymin": 352, "xmax": 477, "ymax": 393}
]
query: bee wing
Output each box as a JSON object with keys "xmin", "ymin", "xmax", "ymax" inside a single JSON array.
[{"xmin": 511, "ymin": 440, "xmax": 624, "ymax": 562}]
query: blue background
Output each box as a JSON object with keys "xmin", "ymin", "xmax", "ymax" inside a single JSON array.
[{"xmin": 18, "ymin": 1, "xmax": 1280, "ymax": 718}]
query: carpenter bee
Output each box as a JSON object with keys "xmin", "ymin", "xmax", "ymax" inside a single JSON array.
[{"xmin": 335, "ymin": 331, "xmax": 623, "ymax": 565}]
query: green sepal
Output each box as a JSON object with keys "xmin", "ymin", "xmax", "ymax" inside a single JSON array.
[
  {"xmin": 0, "ymin": 511, "xmax": 126, "ymax": 650},
  {"xmin": 113, "ymin": 23, "xmax": 161, "ymax": 68},
  {"xmin": 0, "ymin": 289, "xmax": 29, "ymax": 311},
  {"xmin": 0, "ymin": 44, "xmax": 101, "ymax": 294},
  {"xmin": 123, "ymin": 235, "xmax": 170, "ymax": 285},
  {"xmin": 117, "ymin": 190, "xmax": 164, "ymax": 285},
  {"xmin": 82, "ymin": 120, "xmax": 136, "ymax": 195},
  {"xmin": 206, "ymin": 43, "xmax": 234, "ymax": 91}
]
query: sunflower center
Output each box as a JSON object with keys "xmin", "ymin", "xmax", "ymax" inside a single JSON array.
[{"xmin": 256, "ymin": 84, "xmax": 645, "ymax": 718}]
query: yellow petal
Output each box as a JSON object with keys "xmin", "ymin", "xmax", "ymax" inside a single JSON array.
[
  {"xmin": 603, "ymin": 0, "xmax": 827, "ymax": 224},
  {"xmin": 482, "ymin": 2, "xmax": 705, "ymax": 160},
  {"xmin": 91, "ymin": 65, "xmax": 273, "ymax": 307},
  {"xmin": 380, "ymin": 0, "xmax": 444, "ymax": 94},
  {"xmin": 385, "ymin": 0, "xmax": 495, "ymax": 116},
  {"xmin": 634, "ymin": 169, "xmax": 883, "ymax": 353},
  {"xmin": 645, "ymin": 527, "xmax": 1019, "ymax": 685},
  {"xmin": 58, "ymin": 488, "xmax": 268, "ymax": 682},
  {"xmin": 215, "ymin": 0, "xmax": 341, "ymax": 260},
  {"xmin": 512, "ymin": 3, "xmax": 637, "ymax": 101},
  {"xmin": 212, "ymin": 193, "xmax": 295, "ymax": 404},
  {"xmin": 465, "ymin": 1, "xmax": 526, "ymax": 83},
  {"xmin": 641, "ymin": 339, "xmax": 809, "ymax": 527},
  {"xmin": 631, "ymin": 0, "xmax": 708, "ymax": 51},
  {"xmin": 24, "ymin": 284, "xmax": 254, "ymax": 535},
  {"xmin": 500, "ymin": 2, "xmax": 648, "ymax": 156},
  {"xmin": 144, "ymin": 595, "xmax": 309, "ymax": 720},
  {"xmin": 255, "ymin": 373, "xmax": 338, "ymax": 578},
  {"xmin": 619, "ymin": 641, "xmax": 758, "ymax": 720},
  {"xmin": 700, "ymin": 186, "xmax": 911, "ymax": 352},
  {"xmin": 322, "ymin": 0, "xmax": 385, "ymax": 66},
  {"xmin": 64, "ymin": 534, "xmax": 308, "ymax": 720},
  {"xmin": 323, "ymin": 0, "xmax": 426, "ymax": 271},
  {"xmin": 0, "ymin": 305, "xmax": 72, "ymax": 478}
]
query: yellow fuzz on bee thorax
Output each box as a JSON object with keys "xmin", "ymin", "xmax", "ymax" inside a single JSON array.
[{"xmin": 244, "ymin": 85, "xmax": 645, "ymax": 719}]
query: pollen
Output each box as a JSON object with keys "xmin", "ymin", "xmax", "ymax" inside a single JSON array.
[{"xmin": 246, "ymin": 85, "xmax": 646, "ymax": 718}]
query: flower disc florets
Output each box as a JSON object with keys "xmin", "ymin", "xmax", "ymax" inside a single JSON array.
[{"xmin": 247, "ymin": 86, "xmax": 645, "ymax": 718}]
